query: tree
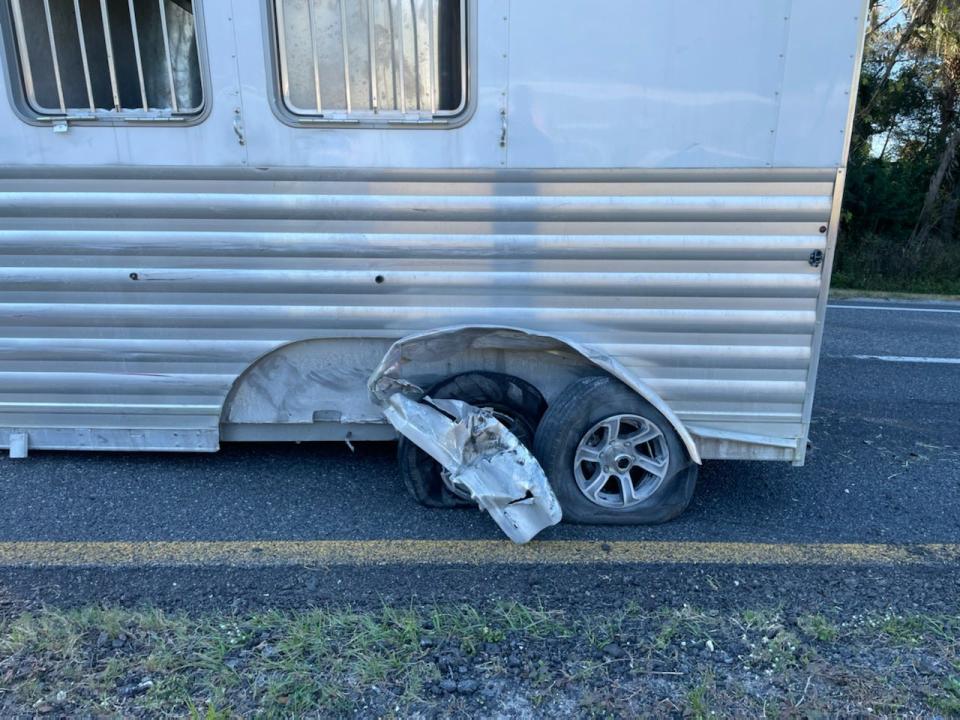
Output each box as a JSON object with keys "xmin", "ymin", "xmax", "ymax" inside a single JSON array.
[
  {"xmin": 838, "ymin": 0, "xmax": 960, "ymax": 291},
  {"xmin": 904, "ymin": 0, "xmax": 960, "ymax": 253}
]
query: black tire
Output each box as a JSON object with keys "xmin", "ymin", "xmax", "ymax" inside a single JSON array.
[
  {"xmin": 534, "ymin": 375, "xmax": 697, "ymax": 525},
  {"xmin": 397, "ymin": 372, "xmax": 548, "ymax": 508}
]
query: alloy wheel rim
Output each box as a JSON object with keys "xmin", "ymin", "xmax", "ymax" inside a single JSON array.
[{"xmin": 573, "ymin": 413, "xmax": 670, "ymax": 509}]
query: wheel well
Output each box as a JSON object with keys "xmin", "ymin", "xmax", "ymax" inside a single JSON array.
[
  {"xmin": 220, "ymin": 327, "xmax": 701, "ymax": 464},
  {"xmin": 369, "ymin": 326, "xmax": 701, "ymax": 464}
]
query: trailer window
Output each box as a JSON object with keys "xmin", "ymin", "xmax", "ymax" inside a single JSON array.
[
  {"xmin": 5, "ymin": 0, "xmax": 204, "ymax": 122},
  {"xmin": 273, "ymin": 0, "xmax": 466, "ymax": 124}
]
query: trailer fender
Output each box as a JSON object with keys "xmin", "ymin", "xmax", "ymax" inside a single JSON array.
[{"xmin": 368, "ymin": 326, "xmax": 701, "ymax": 465}]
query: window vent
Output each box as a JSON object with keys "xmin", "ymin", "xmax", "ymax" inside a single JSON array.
[
  {"xmin": 7, "ymin": 0, "xmax": 204, "ymax": 121},
  {"xmin": 273, "ymin": 0, "xmax": 466, "ymax": 124}
]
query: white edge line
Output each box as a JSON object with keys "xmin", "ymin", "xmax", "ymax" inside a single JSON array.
[
  {"xmin": 829, "ymin": 304, "xmax": 960, "ymax": 315},
  {"xmin": 851, "ymin": 354, "xmax": 960, "ymax": 365}
]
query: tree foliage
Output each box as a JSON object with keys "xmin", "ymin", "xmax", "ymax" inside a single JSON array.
[{"xmin": 837, "ymin": 0, "xmax": 960, "ymax": 292}]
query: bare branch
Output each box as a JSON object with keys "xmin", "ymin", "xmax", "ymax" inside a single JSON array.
[
  {"xmin": 868, "ymin": 1, "xmax": 908, "ymax": 36},
  {"xmin": 859, "ymin": 0, "xmax": 939, "ymax": 120}
]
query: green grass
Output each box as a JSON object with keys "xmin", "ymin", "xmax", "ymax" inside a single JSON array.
[
  {"xmin": 1, "ymin": 603, "xmax": 958, "ymax": 717},
  {"xmin": 685, "ymin": 671, "xmax": 714, "ymax": 720},
  {"xmin": 931, "ymin": 676, "xmax": 960, "ymax": 716},
  {"xmin": 832, "ymin": 234, "xmax": 960, "ymax": 297},
  {"xmin": 0, "ymin": 602, "xmax": 571, "ymax": 717},
  {"xmin": 832, "ymin": 271, "xmax": 960, "ymax": 297},
  {"xmin": 798, "ymin": 614, "xmax": 840, "ymax": 643},
  {"xmin": 830, "ymin": 285, "xmax": 960, "ymax": 301},
  {"xmin": 871, "ymin": 613, "xmax": 958, "ymax": 647}
]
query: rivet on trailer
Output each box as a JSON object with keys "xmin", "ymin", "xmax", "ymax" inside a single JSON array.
[{"xmin": 0, "ymin": 0, "xmax": 869, "ymax": 542}]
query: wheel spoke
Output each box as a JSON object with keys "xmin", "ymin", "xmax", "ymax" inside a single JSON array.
[
  {"xmin": 633, "ymin": 453, "xmax": 669, "ymax": 478},
  {"xmin": 575, "ymin": 444, "xmax": 603, "ymax": 464},
  {"xmin": 582, "ymin": 469, "xmax": 609, "ymax": 500},
  {"xmin": 617, "ymin": 474, "xmax": 637, "ymax": 505},
  {"xmin": 599, "ymin": 416, "xmax": 621, "ymax": 442},
  {"xmin": 624, "ymin": 425, "xmax": 659, "ymax": 446}
]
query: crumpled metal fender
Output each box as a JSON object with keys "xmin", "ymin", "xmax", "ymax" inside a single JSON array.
[
  {"xmin": 369, "ymin": 325, "xmax": 701, "ymax": 465},
  {"xmin": 378, "ymin": 389, "xmax": 563, "ymax": 543}
]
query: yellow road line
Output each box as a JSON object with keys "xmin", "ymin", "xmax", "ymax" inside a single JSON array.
[{"xmin": 0, "ymin": 541, "xmax": 956, "ymax": 568}]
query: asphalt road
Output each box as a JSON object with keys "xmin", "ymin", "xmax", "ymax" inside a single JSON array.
[{"xmin": 0, "ymin": 297, "xmax": 958, "ymax": 612}]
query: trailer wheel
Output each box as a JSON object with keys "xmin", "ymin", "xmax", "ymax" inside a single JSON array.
[
  {"xmin": 397, "ymin": 372, "xmax": 547, "ymax": 508},
  {"xmin": 534, "ymin": 376, "xmax": 697, "ymax": 524}
]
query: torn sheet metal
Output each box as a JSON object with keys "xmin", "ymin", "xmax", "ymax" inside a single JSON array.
[{"xmin": 373, "ymin": 378, "xmax": 562, "ymax": 544}]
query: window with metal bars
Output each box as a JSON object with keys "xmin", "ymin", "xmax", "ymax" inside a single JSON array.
[
  {"xmin": 273, "ymin": 0, "xmax": 466, "ymax": 124},
  {"xmin": 5, "ymin": 0, "xmax": 204, "ymax": 121}
]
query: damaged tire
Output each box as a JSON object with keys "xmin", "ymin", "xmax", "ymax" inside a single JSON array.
[
  {"xmin": 398, "ymin": 372, "xmax": 548, "ymax": 508},
  {"xmin": 534, "ymin": 376, "xmax": 697, "ymax": 524}
]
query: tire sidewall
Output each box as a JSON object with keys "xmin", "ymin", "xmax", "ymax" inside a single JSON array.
[{"xmin": 537, "ymin": 377, "xmax": 697, "ymax": 525}]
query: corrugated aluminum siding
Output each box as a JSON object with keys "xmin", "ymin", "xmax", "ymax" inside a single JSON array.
[{"xmin": 0, "ymin": 168, "xmax": 835, "ymax": 457}]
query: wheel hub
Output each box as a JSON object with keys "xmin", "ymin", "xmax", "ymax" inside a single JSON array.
[{"xmin": 600, "ymin": 444, "xmax": 635, "ymax": 473}]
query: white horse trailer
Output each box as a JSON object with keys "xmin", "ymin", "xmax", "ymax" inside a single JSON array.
[{"xmin": 0, "ymin": 0, "xmax": 867, "ymax": 540}]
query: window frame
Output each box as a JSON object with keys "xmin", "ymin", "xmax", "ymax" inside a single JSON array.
[
  {"xmin": 264, "ymin": 0, "xmax": 474, "ymax": 129},
  {"xmin": 0, "ymin": 0, "xmax": 211, "ymax": 128}
]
